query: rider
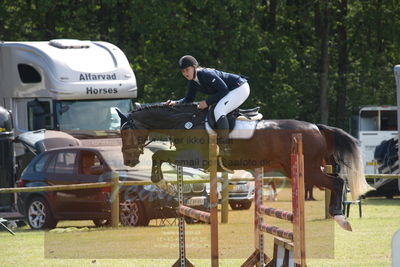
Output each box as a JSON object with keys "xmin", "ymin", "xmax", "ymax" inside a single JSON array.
[{"xmin": 166, "ymin": 55, "xmax": 250, "ymax": 155}]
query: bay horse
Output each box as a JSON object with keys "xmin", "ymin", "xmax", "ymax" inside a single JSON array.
[{"xmin": 118, "ymin": 103, "xmax": 372, "ymax": 231}]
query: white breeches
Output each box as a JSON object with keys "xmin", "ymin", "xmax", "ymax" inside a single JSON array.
[{"xmin": 214, "ymin": 82, "xmax": 250, "ymax": 121}]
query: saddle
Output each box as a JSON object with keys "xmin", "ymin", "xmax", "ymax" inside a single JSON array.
[{"xmin": 207, "ymin": 106, "xmax": 263, "ymax": 131}]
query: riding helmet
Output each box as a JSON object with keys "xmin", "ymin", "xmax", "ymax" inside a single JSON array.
[{"xmin": 178, "ymin": 55, "xmax": 199, "ymax": 70}]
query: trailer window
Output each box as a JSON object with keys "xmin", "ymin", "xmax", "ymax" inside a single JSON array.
[
  {"xmin": 360, "ymin": 110, "xmax": 378, "ymax": 131},
  {"xmin": 55, "ymin": 99, "xmax": 133, "ymax": 131},
  {"xmin": 381, "ymin": 110, "xmax": 397, "ymax": 130},
  {"xmin": 27, "ymin": 99, "xmax": 52, "ymax": 130},
  {"xmin": 17, "ymin": 64, "xmax": 41, "ymax": 83}
]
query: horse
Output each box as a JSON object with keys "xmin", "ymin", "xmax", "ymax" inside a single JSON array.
[{"xmin": 118, "ymin": 103, "xmax": 372, "ymax": 231}]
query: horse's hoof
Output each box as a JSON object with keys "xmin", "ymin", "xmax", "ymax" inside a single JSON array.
[
  {"xmin": 156, "ymin": 179, "xmax": 177, "ymax": 196},
  {"xmin": 267, "ymin": 194, "xmax": 278, "ymax": 201},
  {"xmin": 334, "ymin": 215, "xmax": 353, "ymax": 231},
  {"xmin": 170, "ymin": 197, "xmax": 179, "ymax": 209}
]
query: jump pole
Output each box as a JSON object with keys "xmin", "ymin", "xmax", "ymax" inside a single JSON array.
[
  {"xmin": 173, "ymin": 134, "xmax": 219, "ymax": 267},
  {"xmin": 242, "ymin": 133, "xmax": 306, "ymax": 267},
  {"xmin": 292, "ymin": 133, "xmax": 306, "ymax": 267}
]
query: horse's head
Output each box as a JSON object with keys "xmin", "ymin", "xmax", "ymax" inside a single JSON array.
[
  {"xmin": 117, "ymin": 103, "xmax": 204, "ymax": 166},
  {"xmin": 117, "ymin": 109, "xmax": 148, "ymax": 167}
]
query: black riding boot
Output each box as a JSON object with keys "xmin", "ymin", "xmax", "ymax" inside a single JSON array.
[{"xmin": 216, "ymin": 115, "xmax": 231, "ymax": 156}]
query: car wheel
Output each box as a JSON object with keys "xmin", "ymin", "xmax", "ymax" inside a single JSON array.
[
  {"xmin": 26, "ymin": 196, "xmax": 57, "ymax": 230},
  {"xmin": 229, "ymin": 201, "xmax": 252, "ymax": 210},
  {"xmin": 120, "ymin": 200, "xmax": 149, "ymax": 226},
  {"xmin": 93, "ymin": 219, "xmax": 112, "ymax": 227},
  {"xmin": 241, "ymin": 201, "xmax": 252, "ymax": 210}
]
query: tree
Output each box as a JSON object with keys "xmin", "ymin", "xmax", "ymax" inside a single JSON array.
[
  {"xmin": 314, "ymin": 0, "xmax": 331, "ymax": 124},
  {"xmin": 1, "ymin": 0, "xmax": 400, "ymax": 129}
]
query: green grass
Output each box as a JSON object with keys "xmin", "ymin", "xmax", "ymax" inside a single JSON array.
[{"xmin": 1, "ymin": 188, "xmax": 399, "ymax": 267}]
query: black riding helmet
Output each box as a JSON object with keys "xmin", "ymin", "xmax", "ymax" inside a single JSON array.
[{"xmin": 178, "ymin": 55, "xmax": 199, "ymax": 70}]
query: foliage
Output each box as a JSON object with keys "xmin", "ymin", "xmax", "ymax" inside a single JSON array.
[{"xmin": 1, "ymin": 0, "xmax": 400, "ymax": 129}]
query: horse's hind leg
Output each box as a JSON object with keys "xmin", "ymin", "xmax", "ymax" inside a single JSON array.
[
  {"xmin": 305, "ymin": 184, "xmax": 316, "ymax": 201},
  {"xmin": 307, "ymin": 168, "xmax": 352, "ymax": 231},
  {"xmin": 329, "ymin": 174, "xmax": 353, "ymax": 231}
]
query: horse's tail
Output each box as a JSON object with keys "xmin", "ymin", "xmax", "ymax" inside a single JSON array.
[{"xmin": 317, "ymin": 124, "xmax": 373, "ymax": 200}]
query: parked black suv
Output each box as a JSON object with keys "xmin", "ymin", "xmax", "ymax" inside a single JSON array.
[{"xmin": 16, "ymin": 130, "xmax": 208, "ymax": 229}]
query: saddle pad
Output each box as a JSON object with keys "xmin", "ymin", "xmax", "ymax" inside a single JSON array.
[
  {"xmin": 237, "ymin": 113, "xmax": 263, "ymax": 121},
  {"xmin": 205, "ymin": 119, "xmax": 258, "ymax": 139}
]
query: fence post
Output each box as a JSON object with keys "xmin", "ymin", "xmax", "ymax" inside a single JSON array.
[
  {"xmin": 111, "ymin": 172, "xmax": 120, "ymax": 227},
  {"xmin": 209, "ymin": 134, "xmax": 219, "ymax": 267},
  {"xmin": 292, "ymin": 134, "xmax": 306, "ymax": 267},
  {"xmin": 221, "ymin": 171, "xmax": 229, "ymax": 223},
  {"xmin": 393, "ymin": 230, "xmax": 400, "ymax": 267}
]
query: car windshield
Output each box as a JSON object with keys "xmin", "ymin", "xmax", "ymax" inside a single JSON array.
[
  {"xmin": 99, "ymin": 147, "xmax": 154, "ymax": 172},
  {"xmin": 55, "ymin": 99, "xmax": 133, "ymax": 131}
]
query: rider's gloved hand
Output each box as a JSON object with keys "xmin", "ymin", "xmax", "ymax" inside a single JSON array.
[
  {"xmin": 197, "ymin": 100, "xmax": 208, "ymax": 109},
  {"xmin": 165, "ymin": 100, "xmax": 177, "ymax": 106}
]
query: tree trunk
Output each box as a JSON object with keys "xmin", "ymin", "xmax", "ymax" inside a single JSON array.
[
  {"xmin": 315, "ymin": 1, "xmax": 330, "ymax": 124},
  {"xmin": 98, "ymin": 0, "xmax": 110, "ymax": 40},
  {"xmin": 335, "ymin": 0, "xmax": 348, "ymax": 129}
]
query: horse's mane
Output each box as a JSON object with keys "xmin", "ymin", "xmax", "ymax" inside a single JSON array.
[
  {"xmin": 130, "ymin": 102, "xmax": 206, "ymax": 129},
  {"xmin": 133, "ymin": 102, "xmax": 199, "ymax": 114}
]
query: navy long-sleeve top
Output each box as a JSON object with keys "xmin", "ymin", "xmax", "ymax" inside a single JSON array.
[{"xmin": 179, "ymin": 68, "xmax": 247, "ymax": 106}]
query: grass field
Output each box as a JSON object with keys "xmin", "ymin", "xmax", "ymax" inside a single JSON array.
[{"xmin": 1, "ymin": 187, "xmax": 399, "ymax": 267}]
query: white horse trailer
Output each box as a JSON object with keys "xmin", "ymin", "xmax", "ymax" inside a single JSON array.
[
  {"xmin": 358, "ymin": 105, "xmax": 397, "ymax": 174},
  {"xmin": 361, "ymin": 66, "xmax": 400, "ymax": 197},
  {"xmin": 0, "ymin": 39, "xmax": 137, "ymax": 135}
]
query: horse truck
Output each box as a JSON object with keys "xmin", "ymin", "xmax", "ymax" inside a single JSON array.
[
  {"xmin": 0, "ymin": 39, "xmax": 138, "ymax": 217},
  {"xmin": 355, "ymin": 65, "xmax": 400, "ymax": 198},
  {"xmin": 356, "ymin": 105, "xmax": 400, "ymax": 198}
]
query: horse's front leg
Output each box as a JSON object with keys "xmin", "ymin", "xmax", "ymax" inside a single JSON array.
[
  {"xmin": 151, "ymin": 150, "xmax": 177, "ymax": 196},
  {"xmin": 150, "ymin": 153, "xmax": 162, "ymax": 183}
]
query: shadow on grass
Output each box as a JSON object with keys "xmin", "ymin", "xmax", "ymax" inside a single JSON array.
[{"xmin": 362, "ymin": 197, "xmax": 400, "ymax": 206}]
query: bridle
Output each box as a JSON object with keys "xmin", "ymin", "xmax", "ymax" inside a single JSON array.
[
  {"xmin": 143, "ymin": 139, "xmax": 154, "ymax": 148},
  {"xmin": 121, "ymin": 120, "xmax": 146, "ymax": 156}
]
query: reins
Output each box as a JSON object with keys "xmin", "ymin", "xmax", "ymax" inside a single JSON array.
[{"xmin": 143, "ymin": 139, "xmax": 154, "ymax": 148}]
